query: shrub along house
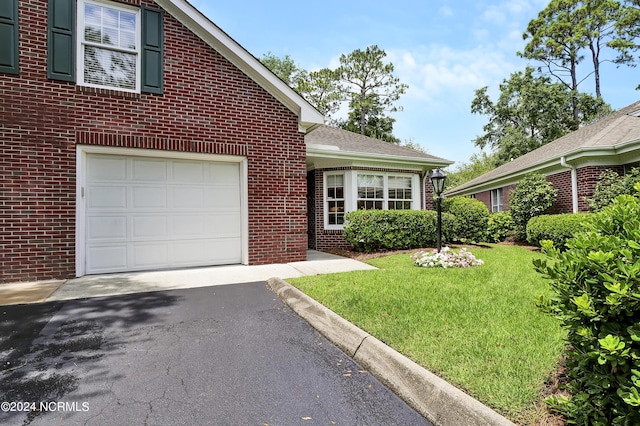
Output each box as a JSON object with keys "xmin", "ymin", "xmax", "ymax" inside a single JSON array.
[
  {"xmin": 1, "ymin": 0, "xmax": 452, "ymax": 284},
  {"xmin": 446, "ymin": 101, "xmax": 640, "ymax": 214}
]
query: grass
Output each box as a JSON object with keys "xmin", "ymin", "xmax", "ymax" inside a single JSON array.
[{"xmin": 289, "ymin": 244, "xmax": 566, "ymax": 424}]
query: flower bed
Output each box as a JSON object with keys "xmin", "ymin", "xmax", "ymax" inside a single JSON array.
[{"xmin": 413, "ymin": 247, "xmax": 484, "ymax": 268}]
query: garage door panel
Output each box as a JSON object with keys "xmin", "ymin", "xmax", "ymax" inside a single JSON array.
[
  {"xmin": 132, "ymin": 158, "xmax": 167, "ymax": 181},
  {"xmin": 173, "ymin": 215, "xmax": 204, "ymax": 237},
  {"xmin": 87, "ymin": 246, "xmax": 127, "ymax": 272},
  {"xmin": 173, "ymin": 187, "xmax": 204, "ymax": 208},
  {"xmin": 203, "ymin": 187, "xmax": 241, "ymax": 209},
  {"xmin": 171, "ymin": 238, "xmax": 241, "ymax": 265},
  {"xmin": 132, "ymin": 243, "xmax": 169, "ymax": 267},
  {"xmin": 87, "ymin": 216, "xmax": 127, "ymax": 240},
  {"xmin": 205, "ymin": 214, "xmax": 241, "ymax": 236},
  {"xmin": 206, "ymin": 163, "xmax": 240, "ymax": 184},
  {"xmin": 132, "ymin": 216, "xmax": 168, "ymax": 238},
  {"xmin": 89, "ymin": 156, "xmax": 127, "ymax": 180},
  {"xmin": 85, "ymin": 154, "xmax": 243, "ymax": 274},
  {"xmin": 173, "ymin": 161, "xmax": 204, "ymax": 183},
  {"xmin": 89, "ymin": 186, "xmax": 127, "ymax": 209},
  {"xmin": 132, "ymin": 187, "xmax": 168, "ymax": 208}
]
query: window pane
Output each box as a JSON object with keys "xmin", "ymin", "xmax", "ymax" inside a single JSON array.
[{"xmin": 84, "ymin": 46, "xmax": 136, "ymax": 90}]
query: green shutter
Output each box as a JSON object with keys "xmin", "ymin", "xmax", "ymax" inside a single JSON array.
[
  {"xmin": 142, "ymin": 6, "xmax": 163, "ymax": 94},
  {"xmin": 48, "ymin": 0, "xmax": 75, "ymax": 82},
  {"xmin": 0, "ymin": 0, "xmax": 19, "ymax": 74}
]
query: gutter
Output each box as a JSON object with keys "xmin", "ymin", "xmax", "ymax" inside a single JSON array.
[{"xmin": 560, "ymin": 156, "xmax": 579, "ymax": 213}]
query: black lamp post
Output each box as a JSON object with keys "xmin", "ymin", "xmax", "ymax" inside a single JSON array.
[{"xmin": 430, "ymin": 169, "xmax": 447, "ymax": 253}]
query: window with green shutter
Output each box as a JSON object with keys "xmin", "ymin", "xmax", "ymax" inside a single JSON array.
[
  {"xmin": 0, "ymin": 0, "xmax": 19, "ymax": 75},
  {"xmin": 48, "ymin": 0, "xmax": 163, "ymax": 94}
]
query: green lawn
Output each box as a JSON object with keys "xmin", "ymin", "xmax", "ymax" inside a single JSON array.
[{"xmin": 289, "ymin": 244, "xmax": 566, "ymax": 424}]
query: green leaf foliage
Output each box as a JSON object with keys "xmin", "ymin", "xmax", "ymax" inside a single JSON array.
[
  {"xmin": 442, "ymin": 197, "xmax": 489, "ymax": 243},
  {"xmin": 486, "ymin": 210, "xmax": 517, "ymax": 243},
  {"xmin": 526, "ymin": 213, "xmax": 592, "ymax": 249},
  {"xmin": 470, "ymin": 67, "xmax": 609, "ymax": 166},
  {"xmin": 534, "ymin": 188, "xmax": 640, "ymax": 425},
  {"xmin": 509, "ymin": 173, "xmax": 558, "ymax": 240},
  {"xmin": 343, "ymin": 209, "xmax": 456, "ymax": 252},
  {"xmin": 587, "ymin": 167, "xmax": 640, "ymax": 211}
]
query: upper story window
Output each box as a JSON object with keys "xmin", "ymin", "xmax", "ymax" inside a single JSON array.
[
  {"xmin": 78, "ymin": 0, "xmax": 140, "ymax": 92},
  {"xmin": 491, "ymin": 188, "xmax": 504, "ymax": 212}
]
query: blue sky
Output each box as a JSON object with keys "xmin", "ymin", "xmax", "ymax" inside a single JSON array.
[{"xmin": 189, "ymin": 0, "xmax": 640, "ymax": 167}]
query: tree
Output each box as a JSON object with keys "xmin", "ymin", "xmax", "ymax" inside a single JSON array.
[
  {"xmin": 444, "ymin": 152, "xmax": 498, "ymax": 189},
  {"xmin": 520, "ymin": 1, "xmax": 640, "ymax": 113},
  {"xmin": 260, "ymin": 52, "xmax": 307, "ymax": 88},
  {"xmin": 337, "ymin": 45, "xmax": 408, "ymax": 137},
  {"xmin": 520, "ymin": 0, "xmax": 585, "ymax": 124},
  {"xmin": 296, "ymin": 68, "xmax": 344, "ymax": 117},
  {"xmin": 470, "ymin": 67, "xmax": 609, "ymax": 165},
  {"xmin": 613, "ymin": 0, "xmax": 640, "ymax": 89},
  {"xmin": 335, "ymin": 102, "xmax": 400, "ymax": 143}
]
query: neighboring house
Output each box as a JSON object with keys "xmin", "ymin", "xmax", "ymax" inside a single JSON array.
[
  {"xmin": 1, "ymin": 0, "xmax": 325, "ymax": 283},
  {"xmin": 306, "ymin": 125, "xmax": 452, "ymax": 251},
  {"xmin": 1, "ymin": 0, "xmax": 451, "ymax": 284},
  {"xmin": 446, "ymin": 101, "xmax": 640, "ymax": 214}
]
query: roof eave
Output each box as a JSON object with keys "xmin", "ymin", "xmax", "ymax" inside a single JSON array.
[
  {"xmin": 155, "ymin": 0, "xmax": 325, "ymax": 133},
  {"xmin": 446, "ymin": 139, "xmax": 640, "ymax": 196},
  {"xmin": 307, "ymin": 146, "xmax": 453, "ymax": 169}
]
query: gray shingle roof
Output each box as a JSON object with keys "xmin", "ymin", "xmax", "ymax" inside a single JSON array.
[
  {"xmin": 448, "ymin": 100, "xmax": 640, "ymax": 194},
  {"xmin": 306, "ymin": 125, "xmax": 451, "ymax": 163}
]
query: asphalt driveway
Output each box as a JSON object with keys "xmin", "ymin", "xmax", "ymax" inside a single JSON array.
[{"xmin": 0, "ymin": 281, "xmax": 430, "ymax": 425}]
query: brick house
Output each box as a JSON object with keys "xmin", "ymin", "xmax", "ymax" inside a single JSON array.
[
  {"xmin": 446, "ymin": 101, "xmax": 640, "ymax": 214},
  {"xmin": 1, "ymin": 0, "xmax": 451, "ymax": 284}
]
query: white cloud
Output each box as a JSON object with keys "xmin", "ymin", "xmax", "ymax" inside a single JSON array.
[
  {"xmin": 439, "ymin": 6, "xmax": 454, "ymax": 17},
  {"xmin": 389, "ymin": 45, "xmax": 520, "ymax": 106}
]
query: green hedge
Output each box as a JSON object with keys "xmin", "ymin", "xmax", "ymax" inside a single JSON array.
[
  {"xmin": 526, "ymin": 213, "xmax": 592, "ymax": 249},
  {"xmin": 442, "ymin": 197, "xmax": 489, "ymax": 243},
  {"xmin": 344, "ymin": 209, "xmax": 457, "ymax": 252},
  {"xmin": 486, "ymin": 211, "xmax": 517, "ymax": 243},
  {"xmin": 534, "ymin": 187, "xmax": 640, "ymax": 424}
]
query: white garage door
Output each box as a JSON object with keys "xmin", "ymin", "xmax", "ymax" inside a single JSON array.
[{"xmin": 85, "ymin": 153, "xmax": 242, "ymax": 274}]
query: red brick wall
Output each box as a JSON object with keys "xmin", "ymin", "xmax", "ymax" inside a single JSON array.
[
  {"xmin": 546, "ymin": 170, "xmax": 573, "ymax": 214},
  {"xmin": 475, "ymin": 191, "xmax": 491, "ymax": 211},
  {"xmin": 1, "ymin": 0, "xmax": 306, "ymax": 283},
  {"xmin": 576, "ymin": 165, "xmax": 623, "ymax": 212}
]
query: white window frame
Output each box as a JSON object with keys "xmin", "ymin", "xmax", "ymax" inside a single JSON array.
[
  {"xmin": 323, "ymin": 172, "xmax": 346, "ymax": 230},
  {"xmin": 77, "ymin": 0, "xmax": 142, "ymax": 93},
  {"xmin": 323, "ymin": 171, "xmax": 420, "ymax": 230},
  {"xmin": 491, "ymin": 188, "xmax": 504, "ymax": 212}
]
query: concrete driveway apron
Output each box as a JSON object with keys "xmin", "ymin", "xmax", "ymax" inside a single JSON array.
[{"xmin": 0, "ymin": 281, "xmax": 430, "ymax": 426}]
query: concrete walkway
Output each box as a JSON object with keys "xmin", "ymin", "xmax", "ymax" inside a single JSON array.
[{"xmin": 0, "ymin": 250, "xmax": 376, "ymax": 305}]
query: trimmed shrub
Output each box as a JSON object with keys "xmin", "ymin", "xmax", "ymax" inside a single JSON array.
[
  {"xmin": 509, "ymin": 173, "xmax": 557, "ymax": 240},
  {"xmin": 534, "ymin": 184, "xmax": 640, "ymax": 425},
  {"xmin": 442, "ymin": 197, "xmax": 489, "ymax": 243},
  {"xmin": 486, "ymin": 210, "xmax": 517, "ymax": 243},
  {"xmin": 587, "ymin": 167, "xmax": 640, "ymax": 211},
  {"xmin": 343, "ymin": 209, "xmax": 457, "ymax": 252},
  {"xmin": 526, "ymin": 213, "xmax": 592, "ymax": 250}
]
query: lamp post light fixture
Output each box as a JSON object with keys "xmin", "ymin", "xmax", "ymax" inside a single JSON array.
[{"xmin": 429, "ymin": 169, "xmax": 447, "ymax": 253}]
